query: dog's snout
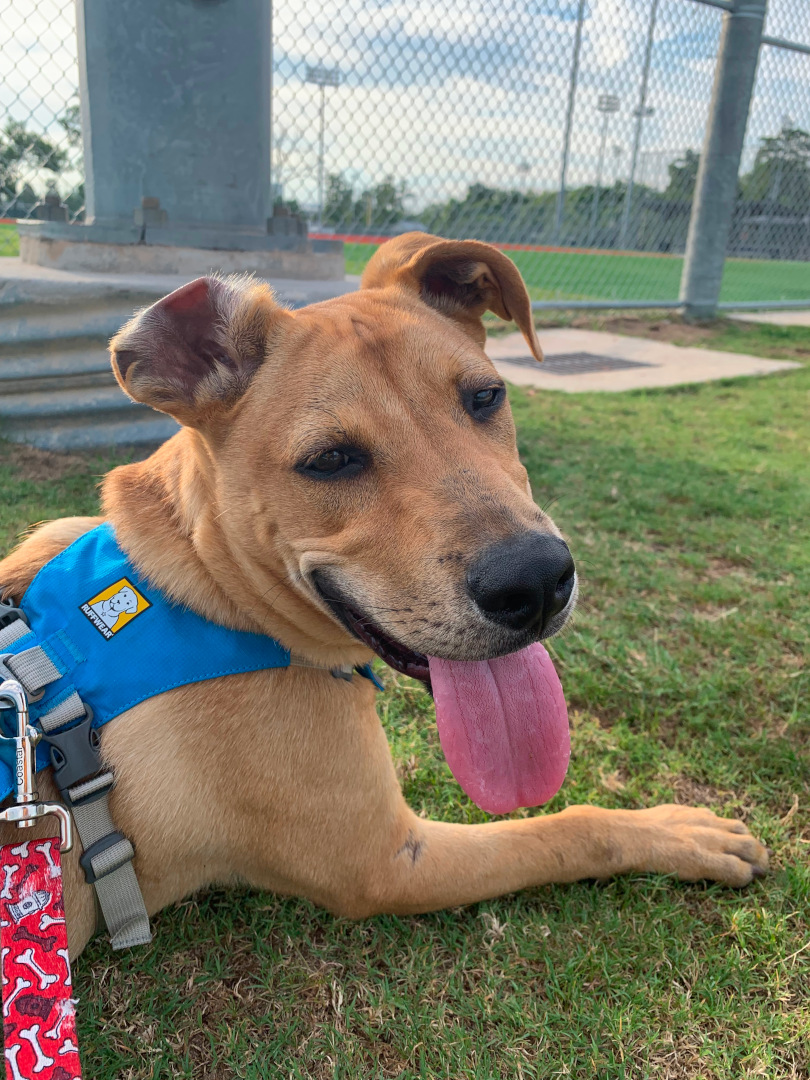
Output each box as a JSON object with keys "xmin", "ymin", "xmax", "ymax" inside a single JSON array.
[{"xmin": 466, "ymin": 533, "xmax": 575, "ymax": 633}]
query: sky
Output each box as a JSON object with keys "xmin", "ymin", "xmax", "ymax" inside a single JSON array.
[{"xmin": 1, "ymin": 0, "xmax": 809, "ymax": 216}]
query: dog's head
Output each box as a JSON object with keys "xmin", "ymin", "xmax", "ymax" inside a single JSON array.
[{"xmin": 110, "ymin": 233, "xmax": 576, "ymax": 682}]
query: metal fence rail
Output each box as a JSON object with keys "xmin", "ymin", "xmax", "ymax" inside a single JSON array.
[{"xmin": 1, "ymin": 0, "xmax": 810, "ymax": 311}]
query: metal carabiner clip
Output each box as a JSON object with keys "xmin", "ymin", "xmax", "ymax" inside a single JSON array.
[{"xmin": 0, "ymin": 678, "xmax": 72, "ymax": 852}]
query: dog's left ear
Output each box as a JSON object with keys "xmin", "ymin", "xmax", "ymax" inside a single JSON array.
[
  {"xmin": 360, "ymin": 232, "xmax": 542, "ymax": 361},
  {"xmin": 110, "ymin": 275, "xmax": 289, "ymax": 427}
]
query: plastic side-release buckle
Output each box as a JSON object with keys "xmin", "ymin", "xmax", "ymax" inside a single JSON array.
[
  {"xmin": 40, "ymin": 708, "xmax": 110, "ymax": 805},
  {"xmin": 0, "ymin": 594, "xmax": 28, "ymax": 632}
]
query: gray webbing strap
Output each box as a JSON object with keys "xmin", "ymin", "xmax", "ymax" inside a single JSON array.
[
  {"xmin": 67, "ymin": 785, "xmax": 150, "ymax": 950},
  {"xmin": 0, "ymin": 611, "xmax": 151, "ymax": 950},
  {"xmin": 0, "ymin": 619, "xmax": 30, "ymax": 651},
  {"xmin": 39, "ymin": 691, "xmax": 86, "ymax": 732},
  {"xmin": 2, "ymin": 645, "xmax": 61, "ymax": 693}
]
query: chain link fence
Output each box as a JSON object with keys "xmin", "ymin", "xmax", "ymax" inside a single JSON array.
[{"xmin": 1, "ymin": 0, "xmax": 810, "ymax": 306}]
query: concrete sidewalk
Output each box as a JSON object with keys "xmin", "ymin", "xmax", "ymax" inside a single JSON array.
[
  {"xmin": 487, "ymin": 328, "xmax": 801, "ymax": 393},
  {"xmin": 730, "ymin": 309, "xmax": 810, "ymax": 327}
]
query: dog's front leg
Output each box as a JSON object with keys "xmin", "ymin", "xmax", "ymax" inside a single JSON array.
[{"xmin": 335, "ymin": 803, "xmax": 768, "ymax": 918}]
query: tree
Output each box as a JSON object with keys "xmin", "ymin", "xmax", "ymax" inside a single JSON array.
[
  {"xmin": 323, "ymin": 172, "xmax": 354, "ymax": 228},
  {"xmin": 58, "ymin": 103, "xmax": 82, "ymax": 148},
  {"xmin": 0, "ymin": 119, "xmax": 68, "ymax": 204},
  {"xmin": 322, "ymin": 173, "xmax": 410, "ymax": 231},
  {"xmin": 742, "ymin": 125, "xmax": 810, "ymax": 208},
  {"xmin": 355, "ymin": 176, "xmax": 409, "ymax": 230},
  {"xmin": 664, "ymin": 149, "xmax": 700, "ymax": 202}
]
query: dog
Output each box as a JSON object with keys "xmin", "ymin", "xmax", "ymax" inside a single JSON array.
[{"xmin": 0, "ymin": 232, "xmax": 768, "ymax": 956}]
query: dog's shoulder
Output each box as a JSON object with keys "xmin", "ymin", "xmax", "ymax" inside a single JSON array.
[{"xmin": 0, "ymin": 516, "xmax": 103, "ymax": 602}]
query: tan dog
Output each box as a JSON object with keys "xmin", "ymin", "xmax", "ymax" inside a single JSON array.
[{"xmin": 0, "ymin": 233, "xmax": 768, "ymax": 956}]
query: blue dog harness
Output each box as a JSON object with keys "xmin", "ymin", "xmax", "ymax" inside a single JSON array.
[{"xmin": 0, "ymin": 522, "xmax": 380, "ymax": 948}]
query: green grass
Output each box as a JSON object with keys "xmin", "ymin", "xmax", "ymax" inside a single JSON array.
[
  {"xmin": 0, "ymin": 322, "xmax": 808, "ymax": 1078},
  {"xmin": 346, "ymin": 240, "xmax": 810, "ymax": 305},
  {"xmin": 0, "ymin": 222, "xmax": 19, "ymax": 257},
  {"xmin": 3, "ymin": 221, "xmax": 809, "ymax": 303}
]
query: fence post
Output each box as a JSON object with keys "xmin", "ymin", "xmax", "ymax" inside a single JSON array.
[{"xmin": 679, "ymin": 0, "xmax": 767, "ymax": 318}]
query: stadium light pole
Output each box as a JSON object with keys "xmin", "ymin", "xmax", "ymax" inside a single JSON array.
[
  {"xmin": 588, "ymin": 94, "xmax": 620, "ymax": 247},
  {"xmin": 306, "ymin": 65, "xmax": 341, "ymax": 229},
  {"xmin": 553, "ymin": 0, "xmax": 586, "ymax": 245},
  {"xmin": 618, "ymin": 0, "xmax": 659, "ymax": 250}
]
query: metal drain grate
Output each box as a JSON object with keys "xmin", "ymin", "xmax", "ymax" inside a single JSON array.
[{"xmin": 495, "ymin": 351, "xmax": 654, "ymax": 375}]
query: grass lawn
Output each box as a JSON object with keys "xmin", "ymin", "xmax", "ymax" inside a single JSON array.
[
  {"xmin": 346, "ymin": 241, "xmax": 810, "ymax": 306},
  {"xmin": 0, "ymin": 320, "xmax": 808, "ymax": 1078},
  {"xmin": 3, "ymin": 223, "xmax": 810, "ymax": 304},
  {"xmin": 0, "ymin": 222, "xmax": 19, "ymax": 257}
]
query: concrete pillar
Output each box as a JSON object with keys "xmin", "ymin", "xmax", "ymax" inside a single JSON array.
[
  {"xmin": 17, "ymin": 0, "xmax": 343, "ymax": 278},
  {"xmin": 78, "ymin": 0, "xmax": 271, "ymax": 235},
  {"xmin": 679, "ymin": 0, "xmax": 767, "ymax": 318}
]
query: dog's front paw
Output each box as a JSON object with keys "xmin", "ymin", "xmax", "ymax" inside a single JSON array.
[{"xmin": 630, "ymin": 804, "xmax": 769, "ymax": 886}]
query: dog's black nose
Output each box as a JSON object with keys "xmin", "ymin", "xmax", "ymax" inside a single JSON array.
[{"xmin": 466, "ymin": 533, "xmax": 576, "ymax": 633}]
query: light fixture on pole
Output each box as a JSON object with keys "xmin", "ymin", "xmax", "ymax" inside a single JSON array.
[
  {"xmin": 306, "ymin": 65, "xmax": 341, "ymax": 229},
  {"xmin": 588, "ymin": 94, "xmax": 620, "ymax": 247},
  {"xmin": 618, "ymin": 0, "xmax": 659, "ymax": 249}
]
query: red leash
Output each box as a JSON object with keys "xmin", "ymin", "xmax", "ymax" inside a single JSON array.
[
  {"xmin": 1, "ymin": 841, "xmax": 79, "ymax": 1080},
  {"xmin": 0, "ymin": 681, "xmax": 80, "ymax": 1080}
]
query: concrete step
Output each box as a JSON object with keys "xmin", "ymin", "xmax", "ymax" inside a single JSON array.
[
  {"xmin": 0, "ymin": 342, "xmax": 115, "ymax": 394},
  {"xmin": 0, "ymin": 384, "xmax": 178, "ymax": 450},
  {"xmin": 0, "ymin": 302, "xmax": 146, "ymax": 347},
  {"xmin": 4, "ymin": 414, "xmax": 180, "ymax": 451}
]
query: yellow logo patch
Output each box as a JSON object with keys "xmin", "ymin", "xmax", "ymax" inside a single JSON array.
[{"xmin": 80, "ymin": 578, "xmax": 151, "ymax": 640}]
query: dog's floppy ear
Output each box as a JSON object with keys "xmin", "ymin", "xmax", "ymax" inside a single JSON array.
[
  {"xmin": 360, "ymin": 232, "xmax": 542, "ymax": 361},
  {"xmin": 110, "ymin": 276, "xmax": 288, "ymax": 426}
]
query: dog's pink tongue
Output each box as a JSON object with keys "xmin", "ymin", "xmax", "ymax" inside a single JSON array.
[{"xmin": 429, "ymin": 643, "xmax": 569, "ymax": 815}]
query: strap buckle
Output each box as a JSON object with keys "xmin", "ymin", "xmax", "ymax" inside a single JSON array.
[
  {"xmin": 0, "ymin": 594, "xmax": 28, "ymax": 633},
  {"xmin": 0, "ymin": 678, "xmax": 72, "ymax": 852},
  {"xmin": 79, "ymin": 831, "xmax": 134, "ymax": 885},
  {"xmin": 40, "ymin": 706, "xmax": 111, "ymax": 806}
]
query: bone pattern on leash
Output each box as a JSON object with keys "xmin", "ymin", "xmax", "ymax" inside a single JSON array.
[
  {"xmin": 4, "ymin": 976, "xmax": 33, "ymax": 1015},
  {"xmin": 1, "ymin": 945, "xmax": 8, "ymax": 986},
  {"xmin": 44, "ymin": 1006, "xmax": 67, "ymax": 1042},
  {"xmin": 17, "ymin": 948, "xmax": 58, "ymax": 990},
  {"xmin": 1, "ymin": 864, "xmax": 19, "ymax": 900},
  {"xmin": 9, "ymin": 844, "xmax": 29, "ymax": 860},
  {"xmin": 5, "ymin": 1042, "xmax": 25, "ymax": 1080},
  {"xmin": 39, "ymin": 914, "xmax": 64, "ymax": 932},
  {"xmin": 13, "ymin": 926, "xmax": 57, "ymax": 953},
  {"xmin": 19, "ymin": 1023, "xmax": 55, "ymax": 1074},
  {"xmin": 34, "ymin": 843, "xmax": 58, "ymax": 878},
  {"xmin": 55, "ymin": 950, "xmax": 70, "ymax": 987},
  {"xmin": 2, "ymin": 836, "xmax": 82, "ymax": 1077}
]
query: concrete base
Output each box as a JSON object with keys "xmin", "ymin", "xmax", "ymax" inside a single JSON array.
[{"xmin": 19, "ymin": 234, "xmax": 345, "ymax": 280}]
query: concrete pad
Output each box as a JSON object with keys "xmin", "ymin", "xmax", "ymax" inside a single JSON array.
[
  {"xmin": 729, "ymin": 309, "xmax": 810, "ymax": 327},
  {"xmin": 486, "ymin": 328, "xmax": 801, "ymax": 393}
]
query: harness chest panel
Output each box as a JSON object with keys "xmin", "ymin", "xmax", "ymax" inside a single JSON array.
[{"xmin": 0, "ymin": 522, "xmax": 291, "ymax": 800}]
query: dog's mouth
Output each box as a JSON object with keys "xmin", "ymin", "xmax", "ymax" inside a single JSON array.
[
  {"xmin": 313, "ymin": 576, "xmax": 431, "ymax": 687},
  {"xmin": 311, "ymin": 572, "xmax": 571, "ymax": 817}
]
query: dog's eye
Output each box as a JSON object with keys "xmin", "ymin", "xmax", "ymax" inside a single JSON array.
[
  {"xmin": 467, "ymin": 384, "xmax": 505, "ymax": 417},
  {"xmin": 299, "ymin": 448, "xmax": 366, "ymax": 479}
]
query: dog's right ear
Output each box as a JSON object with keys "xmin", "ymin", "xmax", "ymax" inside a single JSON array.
[{"xmin": 110, "ymin": 276, "xmax": 289, "ymax": 426}]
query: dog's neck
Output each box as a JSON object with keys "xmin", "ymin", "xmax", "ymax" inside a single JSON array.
[{"xmin": 101, "ymin": 429, "xmax": 371, "ymax": 667}]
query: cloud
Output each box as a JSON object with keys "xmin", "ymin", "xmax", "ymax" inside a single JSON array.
[{"xmin": 2, "ymin": 0, "xmax": 809, "ymax": 215}]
